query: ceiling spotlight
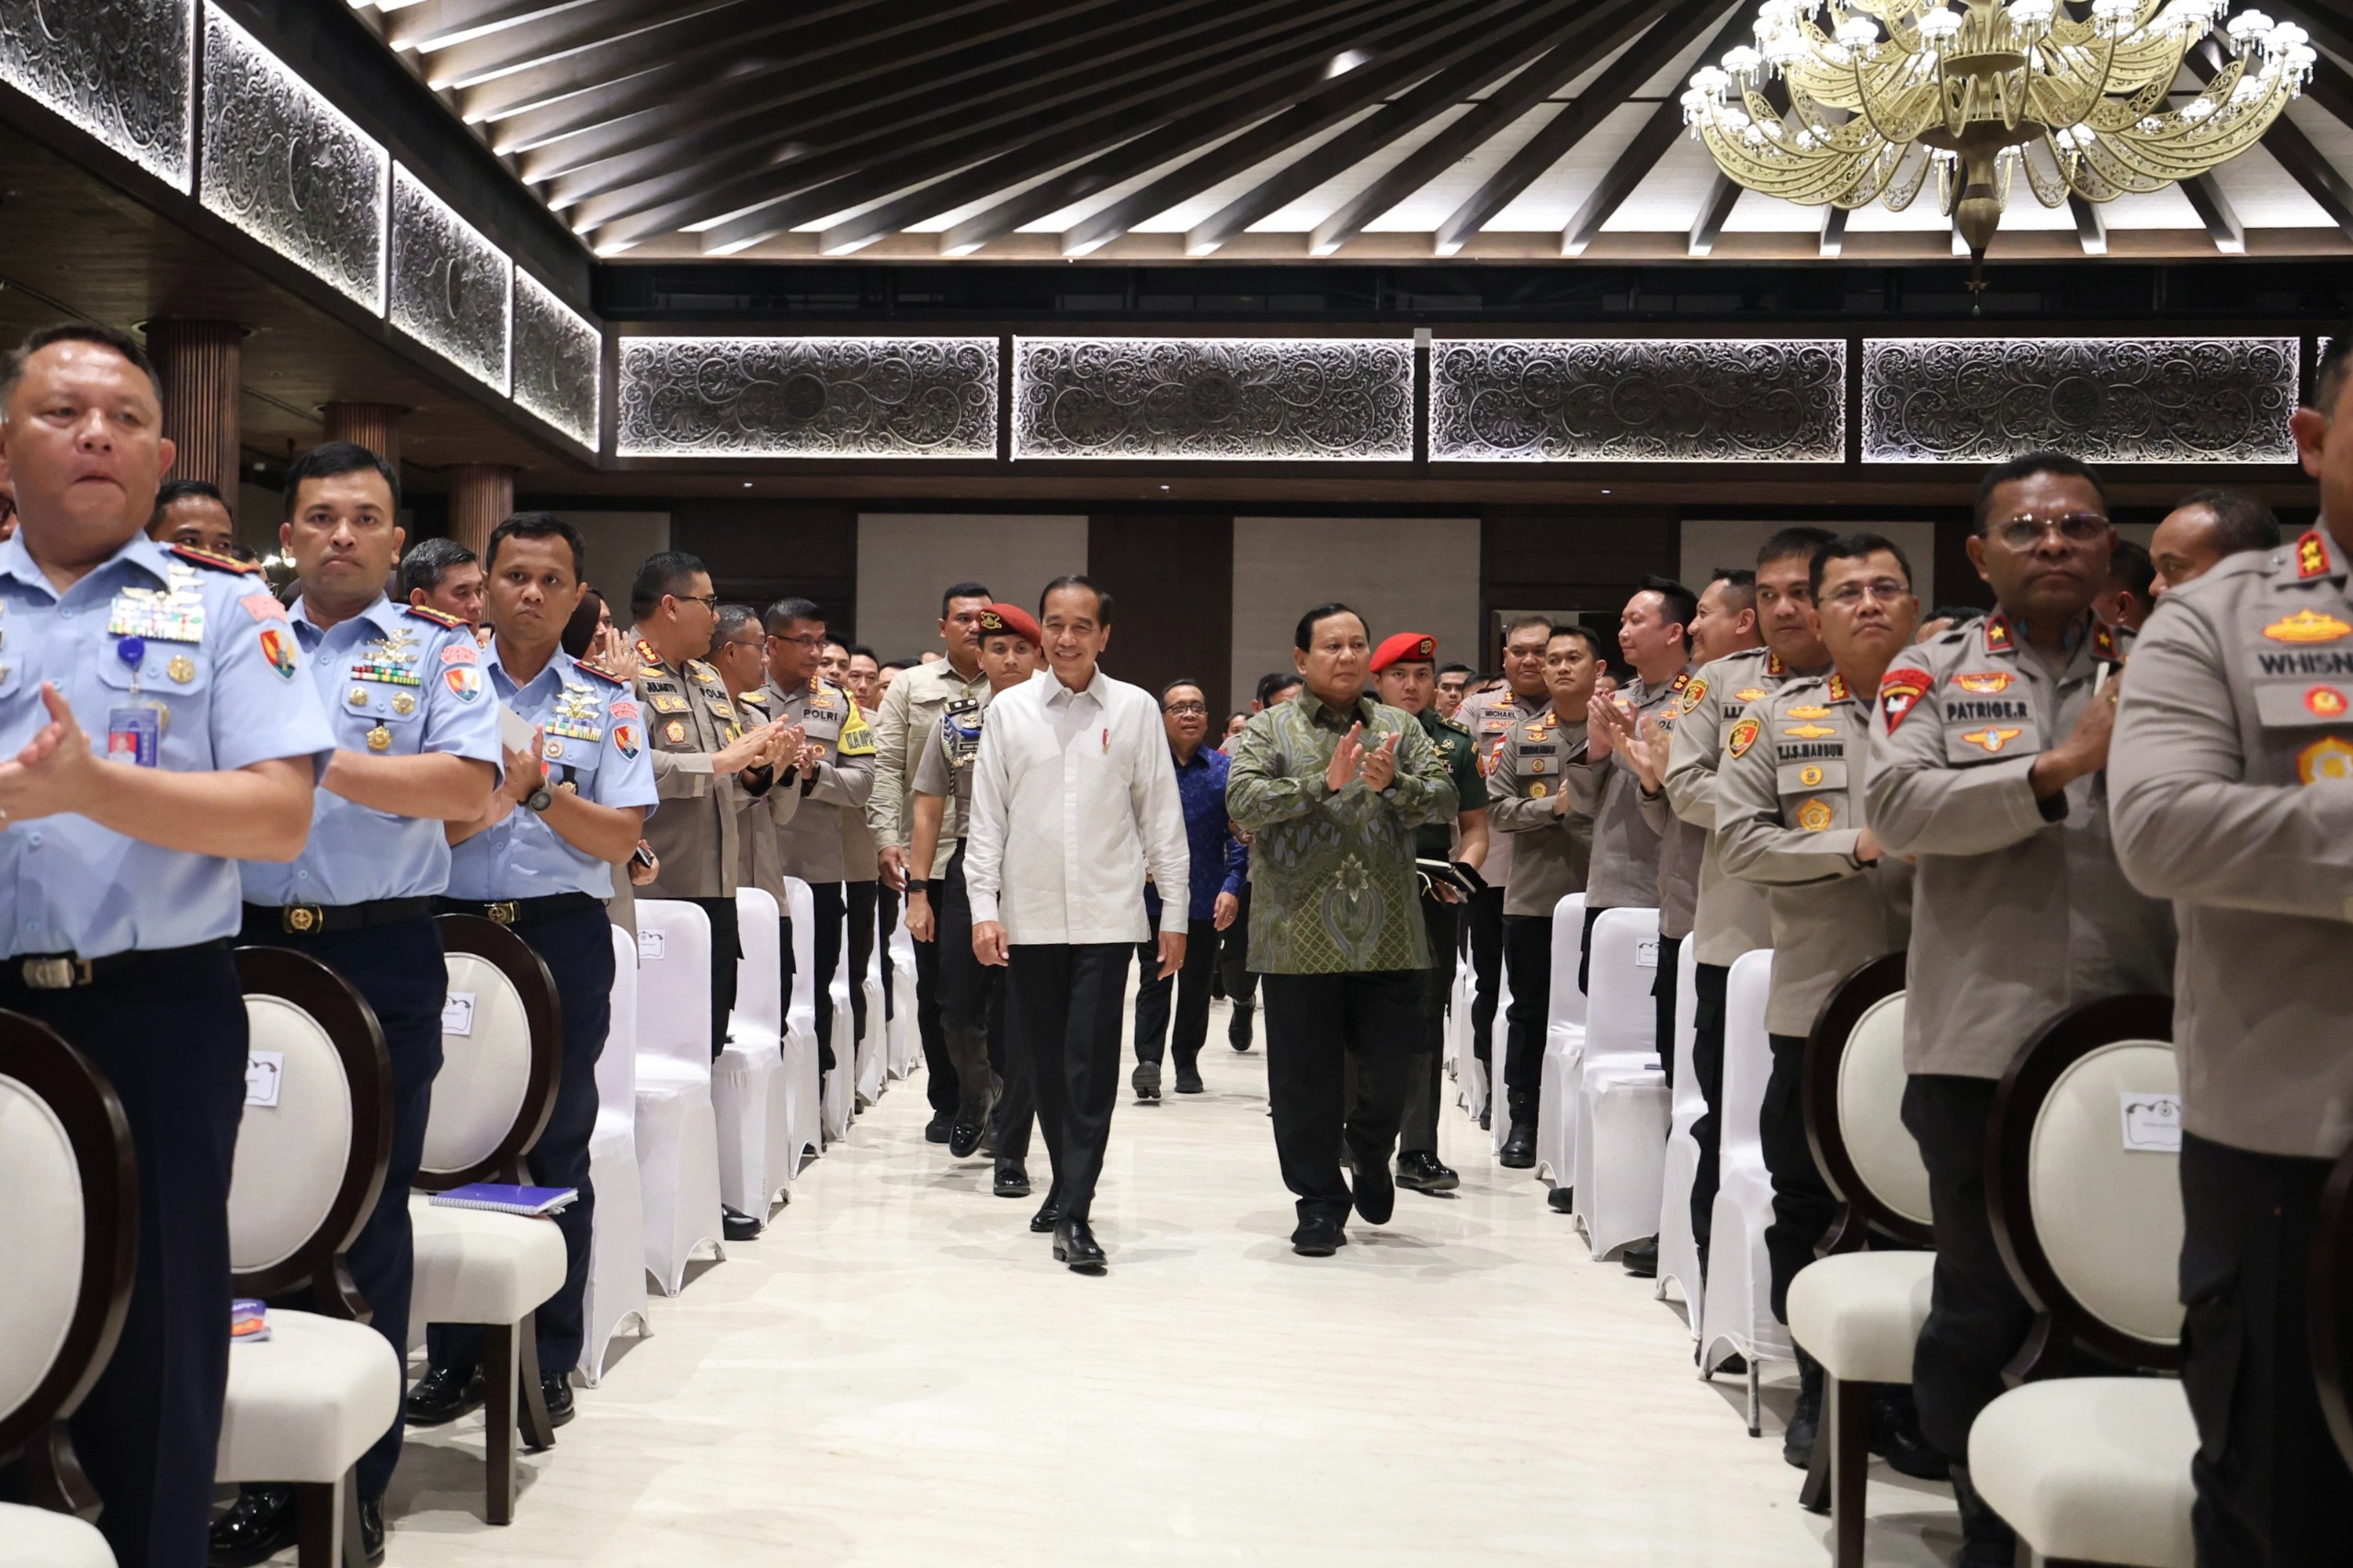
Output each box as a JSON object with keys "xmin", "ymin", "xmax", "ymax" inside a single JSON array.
[{"xmin": 743, "ymin": 481, "xmax": 754, "ymax": 488}]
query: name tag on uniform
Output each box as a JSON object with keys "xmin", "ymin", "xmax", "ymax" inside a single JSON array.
[{"xmin": 107, "ymin": 706, "xmax": 159, "ymax": 767}]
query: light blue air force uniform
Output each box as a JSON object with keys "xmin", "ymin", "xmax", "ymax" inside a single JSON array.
[
  {"xmin": 241, "ymin": 596, "xmax": 504, "ymax": 907},
  {"xmin": 446, "ymin": 641, "xmax": 658, "ymax": 901},
  {"xmin": 0, "ymin": 531, "xmax": 334, "ymax": 960}
]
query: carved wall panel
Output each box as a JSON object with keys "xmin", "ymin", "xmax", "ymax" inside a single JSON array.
[
  {"xmin": 1862, "ymin": 337, "xmax": 2300, "ymax": 464},
  {"xmin": 390, "ymin": 165, "xmax": 510, "ymax": 392},
  {"xmin": 1430, "ymin": 338, "xmax": 1847, "ymax": 463},
  {"xmin": 512, "ymin": 271, "xmax": 599, "ymax": 449},
  {"xmin": 1012, "ymin": 337, "xmax": 1414, "ymax": 461},
  {"xmin": 616, "ymin": 336, "xmax": 997, "ymax": 458},
  {"xmin": 199, "ymin": 5, "xmax": 385, "ymax": 311},
  {"xmin": 0, "ymin": 0, "xmax": 194, "ymax": 188}
]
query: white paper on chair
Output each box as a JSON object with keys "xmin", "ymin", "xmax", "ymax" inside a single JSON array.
[
  {"xmin": 1634, "ymin": 939, "xmax": 1659, "ymax": 969},
  {"xmin": 442, "ymin": 992, "xmax": 476, "ymax": 1038},
  {"xmin": 2120, "ymin": 1092, "xmax": 2182, "ymax": 1153},
  {"xmin": 639, "ymin": 928, "xmax": 666, "ymax": 961},
  {"xmin": 244, "ymin": 1050, "xmax": 283, "ymax": 1108}
]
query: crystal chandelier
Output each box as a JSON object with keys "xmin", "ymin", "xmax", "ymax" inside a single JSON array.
[{"xmin": 1680, "ymin": 0, "xmax": 2316, "ymax": 274}]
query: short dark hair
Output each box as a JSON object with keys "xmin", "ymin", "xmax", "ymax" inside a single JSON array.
[
  {"xmin": 1159, "ymin": 677, "xmax": 1207, "ymax": 705},
  {"xmin": 2314, "ymin": 331, "xmax": 2352, "ymax": 420},
  {"xmin": 1927, "ymin": 605, "xmax": 1983, "ymax": 629},
  {"xmin": 1437, "ymin": 662, "xmax": 1473, "ymax": 678},
  {"xmin": 284, "ymin": 441, "xmax": 401, "ymax": 517},
  {"xmin": 1294, "ymin": 601, "xmax": 1364, "ymax": 651},
  {"xmin": 1973, "ymin": 450, "xmax": 2108, "ymax": 534},
  {"xmin": 941, "ymin": 581, "xmax": 993, "ymax": 618},
  {"xmin": 847, "ymin": 644, "xmax": 878, "ymax": 664},
  {"xmin": 154, "ymin": 477, "xmax": 227, "ymax": 513},
  {"xmin": 1256, "ymin": 670, "xmax": 1303, "ymax": 706},
  {"xmin": 1758, "ymin": 527, "xmax": 1836, "ymax": 566},
  {"xmin": 1500, "ymin": 613, "xmax": 1554, "ymax": 643},
  {"xmin": 400, "ymin": 537, "xmax": 478, "ymax": 597},
  {"xmin": 715, "ymin": 603, "xmax": 764, "ymax": 641},
  {"xmin": 486, "ymin": 510, "xmax": 586, "ymax": 582},
  {"xmin": 631, "ymin": 550, "xmax": 708, "ymax": 619},
  {"xmin": 1634, "ymin": 576, "xmax": 1699, "ymax": 648},
  {"xmin": 2172, "ymin": 488, "xmax": 2282, "ymax": 554},
  {"xmin": 1707, "ymin": 566, "xmax": 1757, "ymax": 614},
  {"xmin": 1809, "ymin": 532, "xmax": 1915, "ymax": 600},
  {"xmin": 1549, "ymin": 623, "xmax": 1607, "ymax": 662},
  {"xmin": 1039, "ymin": 573, "xmax": 1112, "ymax": 626},
  {"xmin": 763, "ymin": 597, "xmax": 825, "ymax": 634},
  {"xmin": 1, "ymin": 322, "xmax": 157, "ymax": 407},
  {"xmin": 880, "ymin": 659, "xmax": 914, "ymax": 675},
  {"xmin": 2106, "ymin": 538, "xmax": 2155, "ymax": 602}
]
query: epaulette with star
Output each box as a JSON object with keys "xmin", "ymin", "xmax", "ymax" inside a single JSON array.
[
  {"xmin": 404, "ymin": 603, "xmax": 466, "ymax": 629},
  {"xmin": 574, "ymin": 659, "xmax": 629, "ymax": 687},
  {"xmin": 166, "ymin": 542, "xmax": 259, "ymax": 574}
]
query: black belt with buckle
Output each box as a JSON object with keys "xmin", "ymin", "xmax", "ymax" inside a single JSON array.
[
  {"xmin": 431, "ymin": 892, "xmax": 600, "ymax": 929},
  {"xmin": 244, "ymin": 897, "xmax": 435, "ymax": 937},
  {"xmin": 0, "ymin": 939, "xmax": 231, "ymax": 993}
]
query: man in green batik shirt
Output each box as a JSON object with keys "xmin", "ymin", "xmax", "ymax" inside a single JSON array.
[{"xmin": 1226, "ymin": 602, "xmax": 1457, "ymax": 1258}]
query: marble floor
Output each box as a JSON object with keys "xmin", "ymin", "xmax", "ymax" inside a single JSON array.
[{"xmin": 375, "ymin": 997, "xmax": 1961, "ymax": 1567}]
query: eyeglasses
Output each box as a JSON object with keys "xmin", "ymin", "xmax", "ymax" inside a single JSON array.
[
  {"xmin": 720, "ymin": 637, "xmax": 766, "ymax": 653},
  {"xmin": 770, "ymin": 631, "xmax": 826, "ymax": 649},
  {"xmin": 1990, "ymin": 513, "xmax": 2109, "ymax": 551},
  {"xmin": 1163, "ymin": 701, "xmax": 1209, "ymax": 716},
  {"xmin": 1820, "ymin": 578, "xmax": 1912, "ymax": 608},
  {"xmin": 673, "ymin": 592, "xmax": 721, "ymax": 612}
]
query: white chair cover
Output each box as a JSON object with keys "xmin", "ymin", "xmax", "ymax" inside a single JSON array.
[
  {"xmin": 885, "ymin": 887, "xmax": 918, "ymax": 1079},
  {"xmin": 0, "ymin": 1074, "xmax": 81, "ymax": 1430},
  {"xmin": 1699, "ymin": 948, "xmax": 1790, "ymax": 1374},
  {"xmin": 216, "ymin": 1310, "xmax": 401, "ymax": 1484},
  {"xmin": 0, "ymin": 1503, "xmax": 112, "ymax": 1566},
  {"xmin": 1487, "ymin": 955, "xmax": 1516, "ymax": 1155},
  {"xmin": 854, "ymin": 891, "xmax": 887, "ymax": 1107},
  {"xmin": 578, "ymin": 924, "xmax": 649, "ymax": 1385},
  {"xmin": 1454, "ymin": 947, "xmax": 1487, "ymax": 1124},
  {"xmin": 1441, "ymin": 949, "xmax": 1466, "ymax": 1079},
  {"xmin": 1533, "ymin": 892, "xmax": 1588, "ymax": 1183},
  {"xmin": 779, "ymin": 880, "xmax": 824, "ymax": 1173},
  {"xmin": 1571, "ymin": 908, "xmax": 1667, "ymax": 1256},
  {"xmin": 712, "ymin": 887, "xmax": 785, "ymax": 1217},
  {"xmin": 818, "ymin": 891, "xmax": 857, "ymax": 1143},
  {"xmin": 1655, "ymin": 936, "xmax": 1707, "ymax": 1329},
  {"xmin": 1971, "ymin": 1378, "xmax": 2197, "ymax": 1568},
  {"xmin": 631, "ymin": 901, "xmax": 725, "ymax": 1296}
]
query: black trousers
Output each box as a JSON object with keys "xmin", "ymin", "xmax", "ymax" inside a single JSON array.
[
  {"xmin": 1903, "ymin": 1073, "xmax": 2033, "ymax": 1463},
  {"xmin": 2178, "ymin": 1133, "xmax": 2353, "ymax": 1568},
  {"xmin": 876, "ymin": 886, "xmax": 896, "ymax": 1021},
  {"xmin": 1262, "ymin": 969, "xmax": 1417, "ymax": 1225},
  {"xmin": 1005, "ymin": 943, "xmax": 1131, "ymax": 1222},
  {"xmin": 1501, "ymin": 913, "xmax": 1552, "ymax": 1099},
  {"xmin": 1686, "ymin": 961, "xmax": 1731, "ymax": 1255},
  {"xmin": 1652, "ymin": 930, "xmax": 1681, "ymax": 1092},
  {"xmin": 1215, "ymin": 883, "xmax": 1256, "ymax": 1015},
  {"xmin": 846, "ymin": 878, "xmax": 877, "ymax": 1049},
  {"xmin": 237, "ymin": 912, "xmax": 445, "ymax": 1504},
  {"xmin": 807, "ymin": 881, "xmax": 845, "ymax": 1072},
  {"xmin": 0, "ymin": 946, "xmax": 244, "ymax": 1568},
  {"xmin": 430, "ymin": 904, "xmax": 612, "ymax": 1377},
  {"xmin": 681, "ymin": 893, "xmax": 739, "ymax": 1062},
  {"xmin": 1399, "ymin": 892, "xmax": 1455, "ymax": 1155},
  {"xmin": 1132, "ymin": 916, "xmax": 1216, "ymax": 1067},
  {"xmin": 1466, "ymin": 883, "xmax": 1504, "ymax": 1066},
  {"xmin": 1575, "ymin": 901, "xmax": 1604, "ymax": 998},
  {"xmin": 936, "ymin": 845, "xmax": 1007, "ymax": 1124},
  {"xmin": 910, "ymin": 875, "xmax": 956, "ymax": 1113},
  {"xmin": 1762, "ymin": 1032, "xmax": 1838, "ymax": 1324}
]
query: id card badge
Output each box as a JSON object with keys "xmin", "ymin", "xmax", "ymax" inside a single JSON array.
[{"xmin": 107, "ymin": 706, "xmax": 160, "ymax": 767}]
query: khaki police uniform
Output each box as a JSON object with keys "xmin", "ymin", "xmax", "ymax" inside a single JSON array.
[
  {"xmin": 1563, "ymin": 672, "xmax": 1687, "ymax": 913},
  {"xmin": 1861, "ymin": 609, "xmax": 2175, "ymax": 1470},
  {"xmin": 1454, "ymin": 687, "xmax": 1552, "ymax": 1076},
  {"xmin": 765, "ymin": 676, "xmax": 875, "ymax": 1067},
  {"xmin": 1484, "ymin": 709, "xmax": 1591, "ymax": 1119},
  {"xmin": 2110, "ymin": 528, "xmax": 2353, "ymax": 1560}
]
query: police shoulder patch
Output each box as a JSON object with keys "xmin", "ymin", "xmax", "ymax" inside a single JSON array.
[
  {"xmin": 404, "ymin": 603, "xmax": 465, "ymax": 629},
  {"xmin": 1879, "ymin": 666, "xmax": 1932, "ymax": 730},
  {"xmin": 166, "ymin": 542, "xmax": 259, "ymax": 574},
  {"xmin": 1726, "ymin": 717, "xmax": 1761, "ymax": 758}
]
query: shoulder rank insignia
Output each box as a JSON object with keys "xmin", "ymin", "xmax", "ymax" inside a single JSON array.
[
  {"xmin": 1764, "ymin": 652, "xmax": 1785, "ymax": 677},
  {"xmin": 1983, "ymin": 615, "xmax": 2015, "ymax": 653},
  {"xmin": 2091, "ymin": 621, "xmax": 2120, "ymax": 663},
  {"xmin": 687, "ymin": 658, "xmax": 725, "ymax": 686},
  {"xmin": 2262, "ymin": 609, "xmax": 2353, "ymax": 644},
  {"xmin": 738, "ymin": 687, "xmax": 770, "ymax": 708},
  {"xmin": 1668, "ymin": 670, "xmax": 1692, "ymax": 695},
  {"xmin": 165, "ymin": 542, "xmax": 259, "ymax": 574},
  {"xmin": 1727, "ymin": 717, "xmax": 1761, "ymax": 758},
  {"xmin": 1879, "ymin": 667, "xmax": 1931, "ymax": 730},
  {"xmin": 404, "ymin": 603, "xmax": 465, "ymax": 629},
  {"xmin": 633, "ymin": 638, "xmax": 666, "ymax": 673},
  {"xmin": 2299, "ymin": 530, "xmax": 2333, "ymax": 580},
  {"xmin": 1826, "ymin": 674, "xmax": 1850, "ymax": 703},
  {"xmin": 574, "ymin": 658, "xmax": 629, "ymax": 687}
]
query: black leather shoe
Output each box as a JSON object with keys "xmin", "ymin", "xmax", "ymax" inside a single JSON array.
[
  {"xmin": 208, "ymin": 1483, "xmax": 295, "ymax": 1567},
  {"xmin": 358, "ymin": 1494, "xmax": 385, "ymax": 1565},
  {"xmin": 1546, "ymin": 1186, "xmax": 1575, "ymax": 1213},
  {"xmin": 1228, "ymin": 1002, "xmax": 1254, "ymax": 1051},
  {"xmin": 1870, "ymin": 1387, "xmax": 1949, "ymax": 1480},
  {"xmin": 1497, "ymin": 1118, "xmax": 1537, "ymax": 1168},
  {"xmin": 1395, "ymin": 1151, "xmax": 1459, "ymax": 1193},
  {"xmin": 1173, "ymin": 1061, "xmax": 1204, "ymax": 1095},
  {"xmin": 403, "ymin": 1364, "xmax": 483, "ymax": 1426},
  {"xmin": 1051, "ymin": 1216, "xmax": 1107, "ymax": 1272},
  {"xmin": 994, "ymin": 1160, "xmax": 1031, "ymax": 1199},
  {"xmin": 1131, "ymin": 1060, "xmax": 1161, "ymax": 1101},
  {"xmin": 1290, "ymin": 1212, "xmax": 1347, "ymax": 1256},
  {"xmin": 924, "ymin": 1109, "xmax": 952, "ymax": 1143},
  {"xmin": 949, "ymin": 1092, "xmax": 995, "ymax": 1159},
  {"xmin": 1349, "ymin": 1152, "xmax": 1395, "ymax": 1225},
  {"xmin": 722, "ymin": 1204, "xmax": 762, "ymax": 1242},
  {"xmin": 1620, "ymin": 1240, "xmax": 1660, "ymax": 1278},
  {"xmin": 539, "ymin": 1369, "xmax": 575, "ymax": 1428},
  {"xmin": 1784, "ymin": 1354, "xmax": 1824, "ymax": 1469},
  {"xmin": 1030, "ymin": 1197, "xmax": 1062, "ymax": 1233}
]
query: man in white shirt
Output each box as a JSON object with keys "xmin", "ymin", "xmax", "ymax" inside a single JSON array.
[{"xmin": 965, "ymin": 574, "xmax": 1190, "ymax": 1272}]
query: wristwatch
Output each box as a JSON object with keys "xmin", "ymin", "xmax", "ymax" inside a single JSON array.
[{"xmin": 523, "ymin": 784, "xmax": 555, "ymax": 813}]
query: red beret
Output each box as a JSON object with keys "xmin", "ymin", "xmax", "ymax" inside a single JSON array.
[
  {"xmin": 1370, "ymin": 631, "xmax": 1437, "ymax": 672},
  {"xmin": 977, "ymin": 601, "xmax": 1040, "ymax": 644}
]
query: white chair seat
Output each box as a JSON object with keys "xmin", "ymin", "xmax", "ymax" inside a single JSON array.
[
  {"xmin": 1970, "ymin": 1378, "xmax": 2198, "ymax": 1568},
  {"xmin": 409, "ymin": 1199, "xmax": 568, "ymax": 1325},
  {"xmin": 1785, "ymin": 1250, "xmax": 1936, "ymax": 1385},
  {"xmin": 216, "ymin": 1310, "xmax": 401, "ymax": 1484},
  {"xmin": 0, "ymin": 1504, "xmax": 113, "ymax": 1567}
]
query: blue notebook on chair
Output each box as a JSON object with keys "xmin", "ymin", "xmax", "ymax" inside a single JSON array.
[{"xmin": 429, "ymin": 1183, "xmax": 578, "ymax": 1218}]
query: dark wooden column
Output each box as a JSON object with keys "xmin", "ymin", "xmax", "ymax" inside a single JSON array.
[
  {"xmin": 448, "ymin": 465, "xmax": 516, "ymax": 558},
  {"xmin": 322, "ymin": 403, "xmax": 406, "ymax": 471},
  {"xmin": 1086, "ymin": 511, "xmax": 1234, "ymax": 704},
  {"xmin": 146, "ymin": 319, "xmax": 243, "ymax": 497}
]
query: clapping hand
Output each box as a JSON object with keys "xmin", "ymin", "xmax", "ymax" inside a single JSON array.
[
  {"xmin": 1359, "ymin": 729, "xmax": 1401, "ymax": 790},
  {"xmin": 1324, "ymin": 722, "xmax": 1402, "ymax": 792},
  {"xmin": 1624, "ymin": 713, "xmax": 1668, "ymax": 792}
]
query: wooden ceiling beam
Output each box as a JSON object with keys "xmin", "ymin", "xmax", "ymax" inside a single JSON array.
[
  {"xmin": 2185, "ymin": 40, "xmax": 2353, "ymax": 242},
  {"xmin": 2069, "ymin": 193, "xmax": 2108, "ymax": 256},
  {"xmin": 419, "ymin": 0, "xmax": 735, "ymax": 89},
  {"xmin": 1436, "ymin": 0, "xmax": 1738, "ymax": 253},
  {"xmin": 1560, "ymin": 1, "xmax": 1755, "ymax": 254},
  {"xmin": 1686, "ymin": 172, "xmax": 1741, "ymax": 255},
  {"xmin": 386, "ymin": 0, "xmax": 601, "ymax": 55},
  {"xmin": 1819, "ymin": 204, "xmax": 1847, "ymax": 256}
]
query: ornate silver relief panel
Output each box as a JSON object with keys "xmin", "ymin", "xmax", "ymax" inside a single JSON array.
[
  {"xmin": 1012, "ymin": 337, "xmax": 1415, "ymax": 461},
  {"xmin": 1862, "ymin": 338, "xmax": 2300, "ymax": 464},
  {"xmin": 199, "ymin": 4, "xmax": 385, "ymax": 312},
  {"xmin": 1430, "ymin": 339, "xmax": 1847, "ymax": 463},
  {"xmin": 616, "ymin": 336, "xmax": 997, "ymax": 459},
  {"xmin": 512, "ymin": 270, "xmax": 599, "ymax": 449},
  {"xmin": 390, "ymin": 165, "xmax": 510, "ymax": 392},
  {"xmin": 0, "ymin": 0, "xmax": 194, "ymax": 189}
]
